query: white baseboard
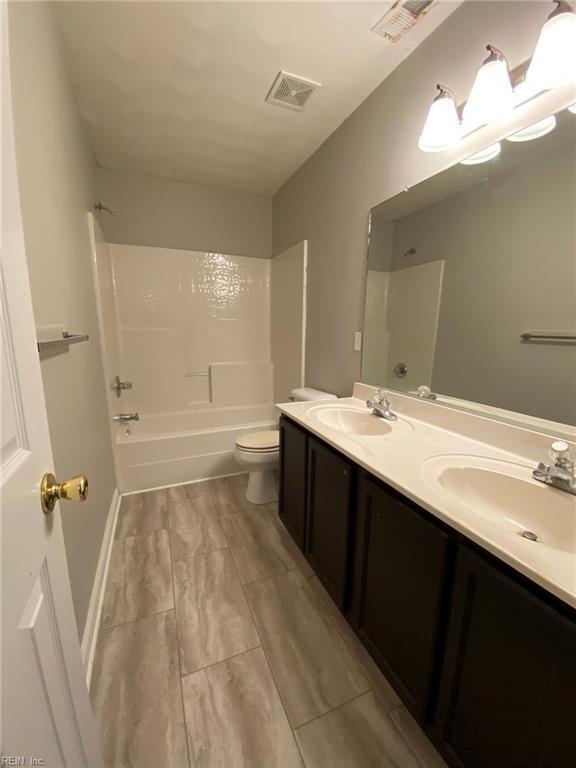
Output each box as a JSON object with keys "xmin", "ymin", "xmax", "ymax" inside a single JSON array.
[{"xmin": 81, "ymin": 488, "xmax": 121, "ymax": 689}]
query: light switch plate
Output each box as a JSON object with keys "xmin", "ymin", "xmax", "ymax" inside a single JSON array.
[{"xmin": 354, "ymin": 331, "xmax": 362, "ymax": 352}]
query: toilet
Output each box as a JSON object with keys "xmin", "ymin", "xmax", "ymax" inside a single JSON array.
[{"xmin": 234, "ymin": 387, "xmax": 337, "ymax": 504}]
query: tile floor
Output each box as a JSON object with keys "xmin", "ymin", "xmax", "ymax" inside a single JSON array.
[{"xmin": 91, "ymin": 474, "xmax": 448, "ymax": 768}]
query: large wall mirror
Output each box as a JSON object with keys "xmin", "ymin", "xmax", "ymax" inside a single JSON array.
[{"xmin": 362, "ymin": 107, "xmax": 576, "ymax": 427}]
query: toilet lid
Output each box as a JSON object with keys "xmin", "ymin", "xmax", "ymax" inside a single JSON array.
[{"xmin": 236, "ymin": 430, "xmax": 279, "ymax": 451}]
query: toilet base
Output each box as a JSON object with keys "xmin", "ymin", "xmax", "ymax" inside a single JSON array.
[{"xmin": 246, "ymin": 469, "xmax": 278, "ymax": 504}]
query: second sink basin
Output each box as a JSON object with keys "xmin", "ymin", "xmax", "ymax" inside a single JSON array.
[
  {"xmin": 422, "ymin": 454, "xmax": 575, "ymax": 554},
  {"xmin": 309, "ymin": 405, "xmax": 393, "ymax": 435}
]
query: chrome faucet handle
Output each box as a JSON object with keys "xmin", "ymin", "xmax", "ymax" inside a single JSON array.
[
  {"xmin": 374, "ymin": 389, "xmax": 386, "ymax": 405},
  {"xmin": 550, "ymin": 441, "xmax": 574, "ymax": 472},
  {"xmin": 416, "ymin": 385, "xmax": 437, "ymax": 400},
  {"xmin": 112, "ymin": 375, "xmax": 133, "ymax": 398}
]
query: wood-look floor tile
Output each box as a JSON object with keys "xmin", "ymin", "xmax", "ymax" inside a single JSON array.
[
  {"xmin": 307, "ymin": 575, "xmax": 403, "ymax": 712},
  {"xmin": 245, "ymin": 569, "xmax": 369, "ymax": 728},
  {"xmin": 182, "ymin": 647, "xmax": 303, "ymax": 768},
  {"xmin": 208, "ymin": 476, "xmax": 239, "ymax": 517},
  {"xmin": 225, "ymin": 472, "xmax": 265, "ymax": 511},
  {"xmin": 178, "ymin": 479, "xmax": 213, "ymax": 498},
  {"xmin": 174, "ymin": 548, "xmax": 260, "ymax": 675},
  {"xmin": 102, "ymin": 529, "xmax": 173, "ymax": 628},
  {"xmin": 224, "ymin": 473, "xmax": 280, "ymax": 514},
  {"xmin": 390, "ymin": 706, "xmax": 448, "ymax": 768},
  {"xmin": 168, "ymin": 485, "xmax": 227, "ymax": 561},
  {"xmin": 225, "ymin": 472, "xmax": 249, "ymax": 506},
  {"xmin": 221, "ymin": 505, "xmax": 309, "ymax": 584},
  {"xmin": 115, "ymin": 489, "xmax": 168, "ymax": 539},
  {"xmin": 91, "ymin": 610, "xmax": 188, "ymax": 768},
  {"xmin": 295, "ymin": 691, "xmax": 421, "ymax": 768}
]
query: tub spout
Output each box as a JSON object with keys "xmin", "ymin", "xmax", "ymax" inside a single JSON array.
[{"xmin": 112, "ymin": 413, "xmax": 139, "ymax": 422}]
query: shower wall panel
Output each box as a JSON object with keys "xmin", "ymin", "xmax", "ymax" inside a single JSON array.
[{"xmin": 109, "ymin": 244, "xmax": 272, "ymax": 414}]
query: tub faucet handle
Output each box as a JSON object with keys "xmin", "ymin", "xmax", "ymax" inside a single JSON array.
[
  {"xmin": 113, "ymin": 375, "xmax": 133, "ymax": 398},
  {"xmin": 112, "ymin": 413, "xmax": 139, "ymax": 422}
]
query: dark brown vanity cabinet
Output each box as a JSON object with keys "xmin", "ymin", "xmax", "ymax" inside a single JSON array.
[
  {"xmin": 432, "ymin": 545, "xmax": 576, "ymax": 768},
  {"xmin": 278, "ymin": 416, "xmax": 576, "ymax": 768},
  {"xmin": 306, "ymin": 436, "xmax": 354, "ymax": 610},
  {"xmin": 351, "ymin": 472, "xmax": 455, "ymax": 722},
  {"xmin": 278, "ymin": 417, "xmax": 308, "ymax": 550}
]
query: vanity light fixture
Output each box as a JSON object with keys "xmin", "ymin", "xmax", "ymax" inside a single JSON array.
[
  {"xmin": 506, "ymin": 114, "xmax": 557, "ymax": 141},
  {"xmin": 418, "ymin": 1, "xmax": 576, "ymax": 153},
  {"xmin": 463, "ymin": 46, "xmax": 514, "ymax": 128},
  {"xmin": 418, "ymin": 84, "xmax": 461, "ymax": 152},
  {"xmin": 526, "ymin": 1, "xmax": 576, "ymax": 91},
  {"xmin": 460, "ymin": 142, "xmax": 501, "ymax": 165}
]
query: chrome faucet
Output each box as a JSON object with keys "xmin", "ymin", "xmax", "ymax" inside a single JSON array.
[
  {"xmin": 532, "ymin": 441, "xmax": 576, "ymax": 496},
  {"xmin": 112, "ymin": 413, "xmax": 140, "ymax": 422},
  {"xmin": 366, "ymin": 389, "xmax": 398, "ymax": 421},
  {"xmin": 416, "ymin": 385, "xmax": 437, "ymax": 400}
]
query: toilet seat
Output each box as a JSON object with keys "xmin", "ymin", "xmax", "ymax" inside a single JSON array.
[{"xmin": 236, "ymin": 430, "xmax": 279, "ymax": 453}]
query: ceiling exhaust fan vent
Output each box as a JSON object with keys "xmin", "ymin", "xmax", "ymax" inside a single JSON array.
[
  {"xmin": 265, "ymin": 71, "xmax": 322, "ymax": 112},
  {"xmin": 372, "ymin": 0, "xmax": 437, "ymax": 43}
]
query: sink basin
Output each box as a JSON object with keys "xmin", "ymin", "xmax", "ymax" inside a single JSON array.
[
  {"xmin": 422, "ymin": 455, "xmax": 576, "ymax": 554},
  {"xmin": 309, "ymin": 405, "xmax": 393, "ymax": 436}
]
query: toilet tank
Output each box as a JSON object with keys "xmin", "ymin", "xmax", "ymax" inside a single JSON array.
[{"xmin": 290, "ymin": 387, "xmax": 337, "ymax": 402}]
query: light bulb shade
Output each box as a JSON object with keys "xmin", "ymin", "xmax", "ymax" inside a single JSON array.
[
  {"xmin": 526, "ymin": 7, "xmax": 576, "ymax": 90},
  {"xmin": 506, "ymin": 114, "xmax": 557, "ymax": 142},
  {"xmin": 460, "ymin": 143, "xmax": 501, "ymax": 165},
  {"xmin": 463, "ymin": 57, "xmax": 514, "ymax": 127},
  {"xmin": 418, "ymin": 88, "xmax": 461, "ymax": 152}
]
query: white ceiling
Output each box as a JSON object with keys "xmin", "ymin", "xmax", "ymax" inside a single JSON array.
[{"xmin": 55, "ymin": 1, "xmax": 461, "ymax": 195}]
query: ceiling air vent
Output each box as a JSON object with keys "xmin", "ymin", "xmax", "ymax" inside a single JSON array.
[
  {"xmin": 265, "ymin": 71, "xmax": 322, "ymax": 112},
  {"xmin": 372, "ymin": 0, "xmax": 437, "ymax": 43}
]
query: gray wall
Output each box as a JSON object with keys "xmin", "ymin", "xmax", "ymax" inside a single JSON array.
[
  {"xmin": 9, "ymin": 1, "xmax": 116, "ymax": 638},
  {"xmin": 273, "ymin": 1, "xmax": 549, "ymax": 396},
  {"xmin": 388, "ymin": 143, "xmax": 575, "ymax": 424},
  {"xmin": 96, "ymin": 167, "xmax": 272, "ymax": 259}
]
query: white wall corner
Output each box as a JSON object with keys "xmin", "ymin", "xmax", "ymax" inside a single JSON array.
[{"xmin": 81, "ymin": 488, "xmax": 121, "ymax": 689}]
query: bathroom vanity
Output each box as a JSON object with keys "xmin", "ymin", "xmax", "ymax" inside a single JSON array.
[{"xmin": 277, "ymin": 386, "xmax": 576, "ymax": 768}]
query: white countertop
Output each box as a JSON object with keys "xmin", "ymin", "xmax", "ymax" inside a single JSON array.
[{"xmin": 277, "ymin": 384, "xmax": 576, "ymax": 610}]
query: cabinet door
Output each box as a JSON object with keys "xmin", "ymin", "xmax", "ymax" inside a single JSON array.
[
  {"xmin": 278, "ymin": 417, "xmax": 308, "ymax": 550},
  {"xmin": 352, "ymin": 473, "xmax": 454, "ymax": 723},
  {"xmin": 433, "ymin": 545, "xmax": 576, "ymax": 768},
  {"xmin": 306, "ymin": 437, "xmax": 354, "ymax": 609}
]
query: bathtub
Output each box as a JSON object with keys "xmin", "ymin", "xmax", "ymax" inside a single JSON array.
[{"xmin": 115, "ymin": 404, "xmax": 278, "ymax": 492}]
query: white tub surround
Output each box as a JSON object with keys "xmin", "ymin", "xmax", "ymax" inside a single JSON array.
[
  {"xmin": 109, "ymin": 244, "xmax": 272, "ymax": 413},
  {"xmin": 92, "ymin": 239, "xmax": 310, "ymax": 491},
  {"xmin": 277, "ymin": 383, "xmax": 576, "ymax": 609}
]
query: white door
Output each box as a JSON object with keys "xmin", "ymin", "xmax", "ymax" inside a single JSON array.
[{"xmin": 1, "ymin": 7, "xmax": 102, "ymax": 766}]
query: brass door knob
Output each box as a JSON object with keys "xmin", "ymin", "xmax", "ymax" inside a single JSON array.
[{"xmin": 41, "ymin": 472, "xmax": 88, "ymax": 514}]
